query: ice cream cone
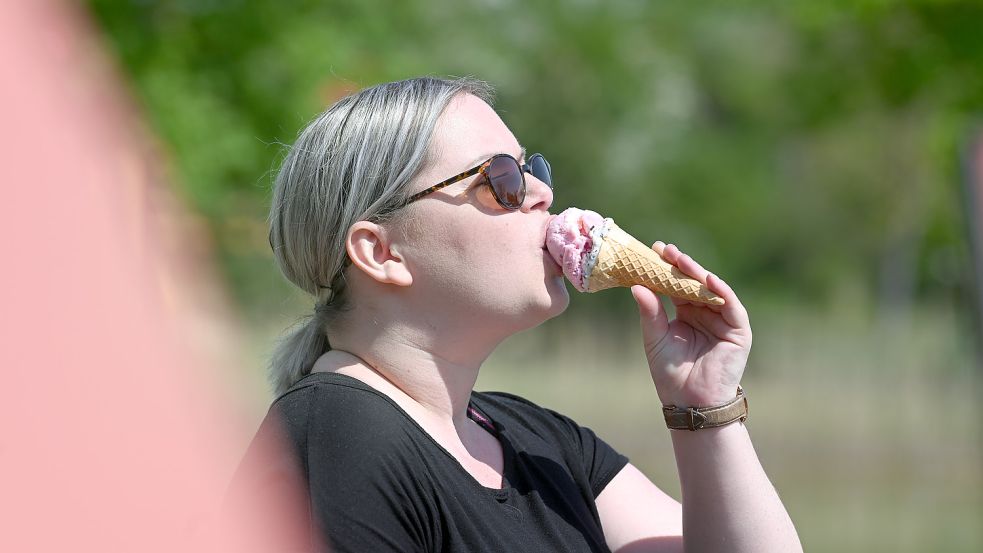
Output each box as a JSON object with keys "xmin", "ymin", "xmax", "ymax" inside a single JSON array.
[{"xmin": 585, "ymin": 221, "xmax": 725, "ymax": 306}]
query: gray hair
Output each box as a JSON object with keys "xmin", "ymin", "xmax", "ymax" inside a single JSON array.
[{"xmin": 266, "ymin": 76, "xmax": 495, "ymax": 396}]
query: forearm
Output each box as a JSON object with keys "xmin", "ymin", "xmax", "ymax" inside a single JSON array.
[{"xmin": 670, "ymin": 422, "xmax": 802, "ymax": 553}]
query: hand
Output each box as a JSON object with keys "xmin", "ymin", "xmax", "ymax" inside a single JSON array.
[{"xmin": 630, "ymin": 242, "xmax": 752, "ymax": 408}]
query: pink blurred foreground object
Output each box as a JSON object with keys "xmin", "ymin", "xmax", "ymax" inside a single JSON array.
[{"xmin": 0, "ymin": 1, "xmax": 312, "ymax": 551}]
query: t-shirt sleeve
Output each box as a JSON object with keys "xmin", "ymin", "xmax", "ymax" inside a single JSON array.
[
  {"xmin": 544, "ymin": 407, "xmax": 630, "ymax": 497},
  {"xmin": 480, "ymin": 391, "xmax": 629, "ymax": 498}
]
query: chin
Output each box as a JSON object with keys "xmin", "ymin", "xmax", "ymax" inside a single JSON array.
[
  {"xmin": 536, "ymin": 276, "xmax": 571, "ymax": 320},
  {"xmin": 479, "ymin": 289, "xmax": 567, "ymax": 340},
  {"xmin": 485, "ymin": 274, "xmax": 570, "ymax": 333}
]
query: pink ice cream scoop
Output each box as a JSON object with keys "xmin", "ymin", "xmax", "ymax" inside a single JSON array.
[
  {"xmin": 545, "ymin": 207, "xmax": 725, "ymax": 305},
  {"xmin": 545, "ymin": 208, "xmax": 604, "ymax": 292}
]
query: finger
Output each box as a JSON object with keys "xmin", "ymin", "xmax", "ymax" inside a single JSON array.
[
  {"xmin": 668, "ymin": 294, "xmax": 698, "ymax": 308},
  {"xmin": 631, "ymin": 285, "xmax": 669, "ymax": 342},
  {"xmin": 660, "ymin": 243, "xmax": 680, "ymax": 264},
  {"xmin": 676, "ymin": 302, "xmax": 741, "ymax": 341},
  {"xmin": 661, "ymin": 244, "xmax": 735, "ymax": 315},
  {"xmin": 661, "ymin": 244, "xmax": 710, "ymax": 284},
  {"xmin": 652, "ymin": 240, "xmax": 666, "ymax": 256},
  {"xmin": 676, "ymin": 252, "xmax": 711, "ymax": 284},
  {"xmin": 706, "ymin": 273, "xmax": 750, "ymax": 330}
]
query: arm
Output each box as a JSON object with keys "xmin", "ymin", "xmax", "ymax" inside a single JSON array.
[
  {"xmin": 595, "ymin": 463, "xmax": 683, "ymax": 553},
  {"xmin": 596, "ymin": 243, "xmax": 802, "ymax": 553}
]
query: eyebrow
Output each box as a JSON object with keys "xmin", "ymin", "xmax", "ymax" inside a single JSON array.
[{"xmin": 464, "ymin": 145, "xmax": 526, "ymax": 169}]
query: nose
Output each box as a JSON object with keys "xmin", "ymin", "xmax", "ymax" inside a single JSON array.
[{"xmin": 521, "ymin": 174, "xmax": 553, "ymax": 213}]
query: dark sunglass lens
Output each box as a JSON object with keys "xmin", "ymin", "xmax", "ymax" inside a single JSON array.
[
  {"xmin": 529, "ymin": 154, "xmax": 552, "ymax": 188},
  {"xmin": 487, "ymin": 156, "xmax": 524, "ymax": 209}
]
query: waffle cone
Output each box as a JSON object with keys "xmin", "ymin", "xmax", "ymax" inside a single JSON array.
[{"xmin": 586, "ymin": 222, "xmax": 725, "ymax": 306}]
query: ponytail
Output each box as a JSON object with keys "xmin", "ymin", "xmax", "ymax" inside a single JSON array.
[{"xmin": 268, "ymin": 310, "xmax": 330, "ymax": 397}]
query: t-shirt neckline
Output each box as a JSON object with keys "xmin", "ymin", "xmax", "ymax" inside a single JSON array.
[{"xmin": 298, "ymin": 371, "xmax": 515, "ymax": 495}]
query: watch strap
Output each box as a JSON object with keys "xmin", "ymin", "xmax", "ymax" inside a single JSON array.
[{"xmin": 662, "ymin": 386, "xmax": 748, "ymax": 431}]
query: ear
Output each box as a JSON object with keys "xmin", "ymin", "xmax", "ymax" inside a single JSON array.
[{"xmin": 345, "ymin": 221, "xmax": 413, "ymax": 287}]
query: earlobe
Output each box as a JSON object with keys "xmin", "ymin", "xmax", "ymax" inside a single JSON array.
[{"xmin": 346, "ymin": 221, "xmax": 413, "ymax": 287}]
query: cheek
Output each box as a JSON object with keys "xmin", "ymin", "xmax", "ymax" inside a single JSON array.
[
  {"xmin": 409, "ymin": 228, "xmax": 492, "ymax": 289},
  {"xmin": 441, "ymin": 227, "xmax": 522, "ymax": 295},
  {"xmin": 457, "ymin": 231, "xmax": 514, "ymax": 280},
  {"xmin": 405, "ymin": 210, "xmax": 536, "ymax": 299}
]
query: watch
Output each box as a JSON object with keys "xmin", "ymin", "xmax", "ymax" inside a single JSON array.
[{"xmin": 662, "ymin": 386, "xmax": 748, "ymax": 431}]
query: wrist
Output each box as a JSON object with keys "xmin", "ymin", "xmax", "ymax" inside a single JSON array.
[
  {"xmin": 662, "ymin": 385, "xmax": 748, "ymax": 431},
  {"xmin": 655, "ymin": 384, "xmax": 742, "ymax": 409}
]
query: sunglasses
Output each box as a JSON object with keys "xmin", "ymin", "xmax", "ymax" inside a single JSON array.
[{"xmin": 403, "ymin": 153, "xmax": 552, "ymax": 210}]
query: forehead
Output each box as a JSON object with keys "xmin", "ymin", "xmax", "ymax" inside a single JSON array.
[{"xmin": 428, "ymin": 94, "xmax": 522, "ymax": 173}]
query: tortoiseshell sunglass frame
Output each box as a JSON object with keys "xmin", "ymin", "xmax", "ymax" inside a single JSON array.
[{"xmin": 402, "ymin": 153, "xmax": 551, "ymax": 211}]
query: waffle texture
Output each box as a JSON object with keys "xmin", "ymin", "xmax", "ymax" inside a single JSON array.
[{"xmin": 585, "ymin": 222, "xmax": 725, "ymax": 306}]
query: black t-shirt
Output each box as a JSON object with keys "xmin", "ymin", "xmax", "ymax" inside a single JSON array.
[{"xmin": 238, "ymin": 371, "xmax": 629, "ymax": 553}]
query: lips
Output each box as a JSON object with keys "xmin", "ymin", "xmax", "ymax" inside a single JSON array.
[
  {"xmin": 542, "ymin": 214, "xmax": 557, "ymax": 250},
  {"xmin": 541, "ymin": 215, "xmax": 561, "ymax": 271},
  {"xmin": 542, "ymin": 245, "xmax": 561, "ymax": 271}
]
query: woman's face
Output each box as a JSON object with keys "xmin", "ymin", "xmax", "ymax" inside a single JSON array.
[{"xmin": 396, "ymin": 93, "xmax": 569, "ymax": 334}]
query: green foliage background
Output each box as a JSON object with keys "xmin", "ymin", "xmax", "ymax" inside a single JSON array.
[
  {"xmin": 88, "ymin": 0, "xmax": 981, "ymax": 327},
  {"xmin": 86, "ymin": 1, "xmax": 983, "ymax": 551}
]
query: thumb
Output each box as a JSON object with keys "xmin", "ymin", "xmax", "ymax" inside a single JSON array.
[{"xmin": 631, "ymin": 285, "xmax": 669, "ymax": 342}]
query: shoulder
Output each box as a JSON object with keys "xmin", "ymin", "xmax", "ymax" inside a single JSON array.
[
  {"xmin": 272, "ymin": 373, "xmax": 438, "ymax": 500},
  {"xmin": 274, "ymin": 371, "xmax": 408, "ymax": 423},
  {"xmin": 272, "ymin": 374, "xmax": 440, "ymax": 551},
  {"xmin": 271, "ymin": 372, "xmax": 425, "ymax": 462}
]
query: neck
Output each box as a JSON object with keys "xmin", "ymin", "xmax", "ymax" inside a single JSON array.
[{"xmin": 326, "ymin": 319, "xmax": 506, "ymax": 428}]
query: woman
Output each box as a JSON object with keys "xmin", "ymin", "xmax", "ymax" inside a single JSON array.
[{"xmin": 243, "ymin": 76, "xmax": 802, "ymax": 552}]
